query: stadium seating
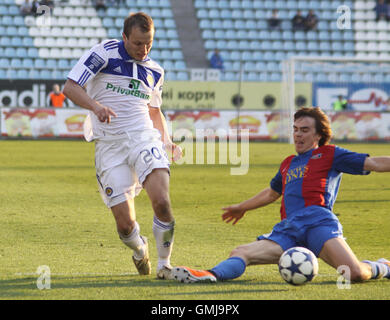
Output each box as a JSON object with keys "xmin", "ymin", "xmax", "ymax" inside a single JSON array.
[
  {"xmin": 0, "ymin": 0, "xmax": 389, "ymax": 81},
  {"xmin": 0, "ymin": 0, "xmax": 185, "ymax": 80},
  {"xmin": 197, "ymin": 0, "xmax": 361, "ymax": 81}
]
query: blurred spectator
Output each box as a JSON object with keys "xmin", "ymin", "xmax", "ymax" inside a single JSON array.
[
  {"xmin": 95, "ymin": 0, "xmax": 107, "ymax": 11},
  {"xmin": 31, "ymin": 0, "xmax": 40, "ymax": 16},
  {"xmin": 20, "ymin": 0, "xmax": 32, "ymax": 16},
  {"xmin": 209, "ymin": 49, "xmax": 224, "ymax": 70},
  {"xmin": 291, "ymin": 10, "xmax": 305, "ymax": 31},
  {"xmin": 49, "ymin": 84, "xmax": 67, "ymax": 108},
  {"xmin": 375, "ymin": 0, "xmax": 388, "ymax": 21},
  {"xmin": 268, "ymin": 9, "xmax": 281, "ymax": 30},
  {"xmin": 333, "ymin": 95, "xmax": 348, "ymax": 111},
  {"xmin": 304, "ymin": 9, "xmax": 318, "ymax": 31}
]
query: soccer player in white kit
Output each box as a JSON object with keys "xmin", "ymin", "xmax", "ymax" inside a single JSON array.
[{"xmin": 63, "ymin": 12, "xmax": 182, "ymax": 279}]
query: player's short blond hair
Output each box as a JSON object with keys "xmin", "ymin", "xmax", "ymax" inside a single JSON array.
[
  {"xmin": 294, "ymin": 107, "xmax": 332, "ymax": 146},
  {"xmin": 123, "ymin": 12, "xmax": 154, "ymax": 38}
]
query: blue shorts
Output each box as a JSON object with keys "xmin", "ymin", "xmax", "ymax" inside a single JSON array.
[{"xmin": 257, "ymin": 206, "xmax": 343, "ymax": 257}]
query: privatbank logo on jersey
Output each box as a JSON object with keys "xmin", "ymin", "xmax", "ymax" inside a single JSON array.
[{"xmin": 105, "ymin": 81, "xmax": 150, "ymax": 100}]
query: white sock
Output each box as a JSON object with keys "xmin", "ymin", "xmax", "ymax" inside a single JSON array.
[
  {"xmin": 153, "ymin": 216, "xmax": 175, "ymax": 270},
  {"xmin": 118, "ymin": 221, "xmax": 146, "ymax": 260},
  {"xmin": 363, "ymin": 260, "xmax": 390, "ymax": 279}
]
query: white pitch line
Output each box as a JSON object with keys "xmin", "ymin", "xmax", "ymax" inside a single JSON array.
[{"xmin": 13, "ymin": 272, "xmax": 139, "ymax": 277}]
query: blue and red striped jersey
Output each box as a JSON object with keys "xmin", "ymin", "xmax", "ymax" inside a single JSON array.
[{"xmin": 270, "ymin": 145, "xmax": 369, "ymax": 220}]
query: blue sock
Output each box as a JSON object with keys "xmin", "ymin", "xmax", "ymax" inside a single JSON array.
[
  {"xmin": 363, "ymin": 260, "xmax": 390, "ymax": 279},
  {"xmin": 211, "ymin": 257, "xmax": 246, "ymax": 280}
]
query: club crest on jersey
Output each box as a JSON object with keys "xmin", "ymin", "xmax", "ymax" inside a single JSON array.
[
  {"xmin": 146, "ymin": 71, "xmax": 155, "ymax": 88},
  {"xmin": 84, "ymin": 52, "xmax": 105, "ymax": 74},
  {"xmin": 311, "ymin": 153, "xmax": 322, "ymax": 159},
  {"xmin": 105, "ymin": 187, "xmax": 113, "ymax": 197}
]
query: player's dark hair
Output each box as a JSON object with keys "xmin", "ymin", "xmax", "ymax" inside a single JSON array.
[
  {"xmin": 123, "ymin": 12, "xmax": 154, "ymax": 38},
  {"xmin": 294, "ymin": 107, "xmax": 332, "ymax": 146}
]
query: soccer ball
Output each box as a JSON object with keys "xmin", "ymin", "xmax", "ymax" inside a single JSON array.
[{"xmin": 278, "ymin": 247, "xmax": 319, "ymax": 285}]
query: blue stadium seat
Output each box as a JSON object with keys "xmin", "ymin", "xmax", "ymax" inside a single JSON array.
[
  {"xmin": 223, "ymin": 71, "xmax": 239, "ymax": 81},
  {"xmin": 47, "ymin": 59, "xmax": 57, "ymax": 69},
  {"xmin": 229, "ymin": 51, "xmax": 240, "ymax": 60},
  {"xmin": 52, "ymin": 70, "xmax": 63, "ymax": 80},
  {"xmin": 16, "ymin": 48, "xmax": 27, "ymax": 58},
  {"xmin": 16, "ymin": 69, "xmax": 29, "ymax": 79},
  {"xmin": 40, "ymin": 70, "xmax": 51, "ymax": 79},
  {"xmin": 283, "ymin": 41, "xmax": 294, "ymax": 51},
  {"xmin": 314, "ymin": 73, "xmax": 328, "ymax": 82},
  {"xmin": 258, "ymin": 72, "xmax": 268, "ymax": 81},
  {"xmin": 6, "ymin": 26, "xmax": 18, "ymax": 36},
  {"xmin": 4, "ymin": 47, "xmax": 16, "ymax": 58},
  {"xmin": 34, "ymin": 59, "xmax": 45, "ymax": 69},
  {"xmin": 252, "ymin": 51, "xmax": 263, "ymax": 60},
  {"xmin": 270, "ymin": 73, "xmax": 281, "ymax": 82},
  {"xmin": 11, "ymin": 37, "xmax": 22, "ymax": 47},
  {"xmin": 255, "ymin": 61, "xmax": 266, "ymax": 71},
  {"xmin": 22, "ymin": 58, "xmax": 33, "ymax": 69},
  {"xmin": 331, "ymin": 41, "xmax": 343, "ymax": 52},
  {"xmin": 10, "ymin": 58, "xmax": 21, "ymax": 68},
  {"xmin": 102, "ymin": 17, "xmax": 114, "ymax": 28},
  {"xmin": 173, "ymin": 60, "xmax": 186, "ymax": 70},
  {"xmin": 164, "ymin": 19, "xmax": 175, "ymax": 28},
  {"xmin": 0, "ymin": 58, "xmax": 9, "ymax": 68},
  {"xmin": 343, "ymin": 42, "xmax": 354, "ymax": 52},
  {"xmin": 8, "ymin": 5, "xmax": 19, "ymax": 16},
  {"xmin": 245, "ymin": 72, "xmax": 258, "ymax": 81},
  {"xmin": 107, "ymin": 7, "xmax": 118, "ymax": 17},
  {"xmin": 243, "ymin": 61, "xmax": 256, "ymax": 71},
  {"xmin": 319, "ymin": 42, "xmax": 331, "ymax": 51},
  {"xmin": 172, "ymin": 50, "xmax": 183, "ymax": 60},
  {"xmin": 27, "ymin": 48, "xmax": 38, "ymax": 58},
  {"xmin": 168, "ymin": 39, "xmax": 180, "ymax": 49},
  {"xmin": 166, "ymin": 29, "xmax": 178, "ymax": 39},
  {"xmin": 27, "ymin": 69, "xmax": 39, "ymax": 79},
  {"xmin": 176, "ymin": 71, "xmax": 188, "ymax": 80},
  {"xmin": 0, "ymin": 6, "xmax": 8, "ymax": 15},
  {"xmin": 241, "ymin": 51, "xmax": 253, "ymax": 61},
  {"xmin": 0, "ymin": 69, "xmax": 6, "ymax": 79},
  {"xmin": 2, "ymin": 15, "xmax": 13, "ymax": 25}
]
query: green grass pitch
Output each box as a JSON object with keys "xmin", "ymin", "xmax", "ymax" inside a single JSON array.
[{"xmin": 0, "ymin": 140, "xmax": 389, "ymax": 300}]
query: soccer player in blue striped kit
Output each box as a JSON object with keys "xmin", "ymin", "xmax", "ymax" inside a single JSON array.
[
  {"xmin": 64, "ymin": 12, "xmax": 182, "ymax": 279},
  {"xmin": 173, "ymin": 107, "xmax": 390, "ymax": 284}
]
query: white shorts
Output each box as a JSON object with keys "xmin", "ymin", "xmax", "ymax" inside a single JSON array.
[{"xmin": 94, "ymin": 129, "xmax": 170, "ymax": 208}]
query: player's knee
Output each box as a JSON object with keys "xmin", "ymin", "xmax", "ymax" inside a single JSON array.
[
  {"xmin": 152, "ymin": 197, "xmax": 172, "ymax": 219},
  {"xmin": 230, "ymin": 245, "xmax": 249, "ymax": 262},
  {"xmin": 116, "ymin": 220, "xmax": 136, "ymax": 236}
]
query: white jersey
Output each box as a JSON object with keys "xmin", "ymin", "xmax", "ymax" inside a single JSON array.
[{"xmin": 67, "ymin": 39, "xmax": 164, "ymax": 140}]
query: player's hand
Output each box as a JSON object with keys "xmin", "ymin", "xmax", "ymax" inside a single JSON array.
[
  {"xmin": 165, "ymin": 142, "xmax": 183, "ymax": 162},
  {"xmin": 222, "ymin": 204, "xmax": 246, "ymax": 225},
  {"xmin": 93, "ymin": 102, "xmax": 117, "ymax": 124}
]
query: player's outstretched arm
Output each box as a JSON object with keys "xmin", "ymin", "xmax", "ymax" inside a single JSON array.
[
  {"xmin": 364, "ymin": 156, "xmax": 390, "ymax": 172},
  {"xmin": 148, "ymin": 106, "xmax": 182, "ymax": 162},
  {"xmin": 63, "ymin": 79, "xmax": 117, "ymax": 123},
  {"xmin": 222, "ymin": 187, "xmax": 281, "ymax": 225}
]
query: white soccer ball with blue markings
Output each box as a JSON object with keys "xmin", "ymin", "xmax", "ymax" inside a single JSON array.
[{"xmin": 278, "ymin": 247, "xmax": 319, "ymax": 285}]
